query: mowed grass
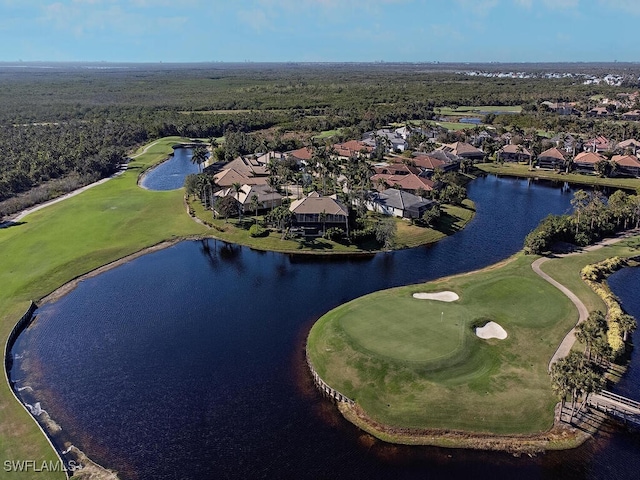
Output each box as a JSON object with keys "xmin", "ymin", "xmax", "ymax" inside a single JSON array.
[
  {"xmin": 0, "ymin": 137, "xmax": 208, "ymax": 479},
  {"xmin": 477, "ymin": 162, "xmax": 640, "ymax": 192},
  {"xmin": 308, "ymin": 253, "xmax": 579, "ymax": 435}
]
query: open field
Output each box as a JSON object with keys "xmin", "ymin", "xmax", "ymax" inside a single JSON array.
[
  {"xmin": 435, "ymin": 105, "xmax": 522, "ymax": 115},
  {"xmin": 307, "ymin": 238, "xmax": 640, "ymax": 440},
  {"xmin": 477, "ymin": 162, "xmax": 640, "ymax": 192},
  {"xmin": 0, "ymin": 137, "xmax": 208, "ymax": 479}
]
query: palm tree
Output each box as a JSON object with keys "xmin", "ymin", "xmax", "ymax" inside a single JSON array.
[
  {"xmin": 250, "ymin": 194, "xmax": 260, "ymax": 223},
  {"xmin": 618, "ymin": 313, "xmax": 638, "ymax": 342},
  {"xmin": 191, "ymin": 146, "xmax": 208, "ymax": 173},
  {"xmin": 232, "ymin": 182, "xmax": 243, "ymax": 220},
  {"xmin": 319, "ymin": 210, "xmax": 327, "ymax": 237}
]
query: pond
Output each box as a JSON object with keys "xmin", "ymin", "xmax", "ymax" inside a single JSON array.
[
  {"xmin": 139, "ymin": 146, "xmax": 203, "ymax": 191},
  {"xmin": 11, "ymin": 175, "xmax": 640, "ymax": 479}
]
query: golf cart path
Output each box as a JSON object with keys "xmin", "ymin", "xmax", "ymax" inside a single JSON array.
[
  {"xmin": 532, "ymin": 233, "xmax": 634, "ymax": 371},
  {"xmin": 3, "ymin": 140, "xmax": 161, "ymax": 225}
]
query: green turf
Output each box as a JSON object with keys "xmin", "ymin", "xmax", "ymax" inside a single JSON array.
[
  {"xmin": 0, "ymin": 137, "xmax": 208, "ymax": 479},
  {"xmin": 308, "ymin": 253, "xmax": 589, "ymax": 434},
  {"xmin": 477, "ymin": 162, "xmax": 640, "ymax": 192}
]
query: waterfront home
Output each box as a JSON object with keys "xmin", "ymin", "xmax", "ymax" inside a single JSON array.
[
  {"xmin": 412, "ymin": 152, "xmax": 460, "ymax": 173},
  {"xmin": 223, "ymin": 156, "xmax": 269, "ymax": 177},
  {"xmin": 612, "ymin": 155, "xmax": 640, "ymax": 177},
  {"xmin": 371, "ymin": 170, "xmax": 436, "ymax": 195},
  {"xmin": 573, "ymin": 151, "xmax": 605, "ymax": 173},
  {"xmin": 497, "ymin": 144, "xmax": 533, "ymax": 163},
  {"xmin": 537, "ymin": 147, "xmax": 567, "ymax": 170},
  {"xmin": 366, "ymin": 188, "xmax": 437, "ymax": 219},
  {"xmin": 436, "ymin": 141, "xmax": 485, "ymax": 162},
  {"xmin": 214, "ymin": 184, "xmax": 283, "ymax": 214},
  {"xmin": 289, "ymin": 192, "xmax": 349, "ymax": 234},
  {"xmin": 617, "ymin": 139, "xmax": 640, "ymax": 155}
]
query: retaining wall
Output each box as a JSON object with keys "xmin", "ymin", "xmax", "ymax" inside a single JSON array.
[{"xmin": 306, "ymin": 349, "xmax": 354, "ymax": 406}]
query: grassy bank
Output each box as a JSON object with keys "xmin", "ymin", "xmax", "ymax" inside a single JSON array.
[
  {"xmin": 0, "ymin": 137, "xmax": 208, "ymax": 479},
  {"xmin": 307, "ymin": 236, "xmax": 640, "ymax": 446},
  {"xmin": 190, "ymin": 199, "xmax": 475, "ymax": 254},
  {"xmin": 477, "ymin": 162, "xmax": 640, "ymax": 192}
]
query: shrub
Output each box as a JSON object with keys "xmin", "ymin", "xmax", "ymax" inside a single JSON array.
[
  {"xmin": 249, "ymin": 224, "xmax": 267, "ymax": 237},
  {"xmin": 323, "ymin": 227, "xmax": 345, "ymax": 242}
]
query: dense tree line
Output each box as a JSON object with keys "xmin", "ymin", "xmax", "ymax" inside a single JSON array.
[{"xmin": 524, "ymin": 189, "xmax": 640, "ymax": 254}]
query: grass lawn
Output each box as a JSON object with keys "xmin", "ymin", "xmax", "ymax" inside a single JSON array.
[
  {"xmin": 308, "ymin": 253, "xmax": 577, "ymax": 435},
  {"xmin": 435, "ymin": 105, "xmax": 522, "ymax": 115},
  {"xmin": 477, "ymin": 162, "xmax": 640, "ymax": 192},
  {"xmin": 189, "ymin": 199, "xmax": 475, "ymax": 253},
  {"xmin": 0, "ymin": 137, "xmax": 208, "ymax": 479},
  {"xmin": 308, "ymin": 234, "xmax": 640, "ymax": 442}
]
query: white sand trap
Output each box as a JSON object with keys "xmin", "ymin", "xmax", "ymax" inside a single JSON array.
[
  {"xmin": 475, "ymin": 322, "xmax": 508, "ymax": 340},
  {"xmin": 412, "ymin": 291, "xmax": 459, "ymax": 302}
]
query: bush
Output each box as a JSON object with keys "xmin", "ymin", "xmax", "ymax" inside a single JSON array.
[
  {"xmin": 323, "ymin": 227, "xmax": 345, "ymax": 242},
  {"xmin": 249, "ymin": 224, "xmax": 267, "ymax": 237}
]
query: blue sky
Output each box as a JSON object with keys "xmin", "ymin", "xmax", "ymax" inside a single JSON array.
[{"xmin": 2, "ymin": 0, "xmax": 639, "ymax": 63}]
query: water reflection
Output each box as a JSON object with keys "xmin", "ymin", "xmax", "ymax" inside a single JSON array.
[{"xmin": 14, "ymin": 176, "xmax": 639, "ymax": 480}]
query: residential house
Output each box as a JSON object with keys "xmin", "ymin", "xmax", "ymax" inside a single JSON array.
[
  {"xmin": 497, "ymin": 144, "xmax": 533, "ymax": 163},
  {"xmin": 537, "ymin": 147, "xmax": 567, "ymax": 170},
  {"xmin": 289, "ymin": 192, "xmax": 349, "ymax": 234},
  {"xmin": 370, "ymin": 171, "xmax": 436, "ymax": 194},
  {"xmin": 223, "ymin": 156, "xmax": 269, "ymax": 178},
  {"xmin": 412, "ymin": 153, "xmax": 459, "ymax": 173},
  {"xmin": 584, "ymin": 136, "xmax": 611, "ymax": 154},
  {"xmin": 255, "ymin": 151, "xmax": 288, "ymax": 165},
  {"xmin": 213, "ymin": 168, "xmax": 268, "ymax": 188},
  {"xmin": 362, "ymin": 129, "xmax": 409, "ymax": 152},
  {"xmin": 573, "ymin": 151, "xmax": 605, "ymax": 173},
  {"xmin": 287, "ymin": 147, "xmax": 313, "ymax": 164},
  {"xmin": 366, "ymin": 188, "xmax": 437, "ymax": 219},
  {"xmin": 332, "ymin": 140, "xmax": 374, "ymax": 159},
  {"xmin": 622, "ymin": 110, "xmax": 640, "ymax": 121},
  {"xmin": 617, "ymin": 139, "xmax": 640, "ymax": 155},
  {"xmin": 541, "ymin": 101, "xmax": 577, "ymax": 115},
  {"xmin": 214, "ymin": 184, "xmax": 283, "ymax": 214},
  {"xmin": 587, "ymin": 107, "xmax": 609, "ymax": 118},
  {"xmin": 612, "ymin": 155, "xmax": 640, "ymax": 177},
  {"xmin": 436, "ymin": 141, "xmax": 485, "ymax": 161}
]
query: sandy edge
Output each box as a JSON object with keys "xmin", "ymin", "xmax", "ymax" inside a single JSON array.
[
  {"xmin": 412, "ymin": 291, "xmax": 459, "ymax": 302},
  {"xmin": 476, "ymin": 321, "xmax": 508, "ymax": 339}
]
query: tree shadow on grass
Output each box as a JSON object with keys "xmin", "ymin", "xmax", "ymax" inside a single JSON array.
[
  {"xmin": 433, "ymin": 212, "xmax": 462, "ymax": 236},
  {"xmin": 296, "ymin": 238, "xmax": 334, "ymax": 250},
  {"xmin": 0, "ymin": 220, "xmax": 26, "ymax": 229}
]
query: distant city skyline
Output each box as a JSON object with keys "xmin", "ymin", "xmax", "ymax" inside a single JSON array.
[{"xmin": 2, "ymin": 0, "xmax": 639, "ymax": 63}]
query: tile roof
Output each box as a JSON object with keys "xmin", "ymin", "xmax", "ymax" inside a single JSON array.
[
  {"xmin": 538, "ymin": 147, "xmax": 567, "ymax": 161},
  {"xmin": 574, "ymin": 152, "xmax": 605, "ymax": 165},
  {"xmin": 612, "ymin": 154, "xmax": 640, "ymax": 168},
  {"xmin": 289, "ymin": 194, "xmax": 348, "ymax": 216}
]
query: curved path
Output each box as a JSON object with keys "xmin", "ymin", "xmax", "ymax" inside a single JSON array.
[
  {"xmin": 2, "ymin": 140, "xmax": 162, "ymax": 226},
  {"xmin": 532, "ymin": 232, "xmax": 636, "ymax": 370}
]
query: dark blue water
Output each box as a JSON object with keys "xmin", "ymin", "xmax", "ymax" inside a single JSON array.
[
  {"xmin": 14, "ymin": 175, "xmax": 636, "ymax": 480},
  {"xmin": 139, "ymin": 147, "xmax": 202, "ymax": 190}
]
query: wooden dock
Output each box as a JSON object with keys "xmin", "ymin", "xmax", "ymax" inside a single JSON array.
[{"xmin": 587, "ymin": 390, "xmax": 640, "ymax": 427}]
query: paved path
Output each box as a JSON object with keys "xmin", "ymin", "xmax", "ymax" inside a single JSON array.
[
  {"xmin": 1, "ymin": 140, "xmax": 162, "ymax": 226},
  {"xmin": 532, "ymin": 232, "xmax": 637, "ymax": 371}
]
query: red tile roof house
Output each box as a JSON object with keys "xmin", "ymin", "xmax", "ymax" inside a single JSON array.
[
  {"xmin": 536, "ymin": 147, "xmax": 567, "ymax": 170},
  {"xmin": 289, "ymin": 192, "xmax": 349, "ymax": 235},
  {"xmin": 612, "ymin": 155, "xmax": 640, "ymax": 177},
  {"xmin": 497, "ymin": 144, "xmax": 533, "ymax": 163},
  {"xmin": 287, "ymin": 147, "xmax": 313, "ymax": 164},
  {"xmin": 332, "ymin": 140, "xmax": 374, "ymax": 159},
  {"xmin": 573, "ymin": 151, "xmax": 605, "ymax": 173},
  {"xmin": 584, "ymin": 136, "xmax": 611, "ymax": 154},
  {"xmin": 412, "ymin": 153, "xmax": 460, "ymax": 173}
]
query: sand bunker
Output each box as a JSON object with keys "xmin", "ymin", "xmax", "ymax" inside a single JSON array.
[
  {"xmin": 412, "ymin": 291, "xmax": 459, "ymax": 302},
  {"xmin": 475, "ymin": 322, "xmax": 508, "ymax": 340}
]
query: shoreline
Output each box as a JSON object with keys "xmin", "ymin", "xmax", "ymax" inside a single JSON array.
[{"xmin": 305, "ymin": 233, "xmax": 639, "ymax": 452}]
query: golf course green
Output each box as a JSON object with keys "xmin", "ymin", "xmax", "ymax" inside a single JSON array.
[{"xmin": 307, "ymin": 240, "xmax": 640, "ymax": 447}]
